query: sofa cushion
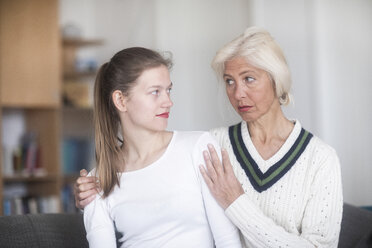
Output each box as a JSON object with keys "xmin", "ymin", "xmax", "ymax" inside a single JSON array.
[
  {"xmin": 0, "ymin": 213, "xmax": 88, "ymax": 248},
  {"xmin": 339, "ymin": 203, "xmax": 372, "ymax": 248}
]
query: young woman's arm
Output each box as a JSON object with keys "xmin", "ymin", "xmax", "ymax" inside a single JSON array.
[
  {"xmin": 193, "ymin": 132, "xmax": 242, "ymax": 248},
  {"xmin": 83, "ymin": 172, "xmax": 117, "ymax": 248}
]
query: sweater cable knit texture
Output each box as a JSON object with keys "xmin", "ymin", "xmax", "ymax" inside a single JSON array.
[{"xmin": 210, "ymin": 120, "xmax": 343, "ymax": 248}]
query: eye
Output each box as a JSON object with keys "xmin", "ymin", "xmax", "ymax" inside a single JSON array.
[
  {"xmin": 151, "ymin": 90, "xmax": 159, "ymax": 96},
  {"xmin": 166, "ymin": 87, "xmax": 172, "ymax": 94},
  {"xmin": 225, "ymin": 78, "xmax": 234, "ymax": 85},
  {"xmin": 244, "ymin": 76, "xmax": 255, "ymax": 83}
]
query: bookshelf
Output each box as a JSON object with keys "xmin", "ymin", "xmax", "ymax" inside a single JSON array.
[
  {"xmin": 0, "ymin": 99, "xmax": 2, "ymax": 214},
  {"xmin": 0, "ymin": 0, "xmax": 103, "ymax": 215},
  {"xmin": 0, "ymin": 0, "xmax": 61, "ymax": 215}
]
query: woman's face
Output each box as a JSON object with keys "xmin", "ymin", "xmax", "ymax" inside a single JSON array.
[
  {"xmin": 224, "ymin": 57, "xmax": 278, "ymax": 122},
  {"xmin": 123, "ymin": 65, "xmax": 173, "ymax": 132}
]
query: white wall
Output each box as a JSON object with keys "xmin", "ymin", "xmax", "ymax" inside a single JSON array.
[
  {"xmin": 313, "ymin": 0, "xmax": 372, "ymax": 205},
  {"xmin": 250, "ymin": 0, "xmax": 372, "ymax": 206},
  {"xmin": 153, "ymin": 0, "xmax": 249, "ymax": 130},
  {"xmin": 59, "ymin": 0, "xmax": 372, "ymax": 206}
]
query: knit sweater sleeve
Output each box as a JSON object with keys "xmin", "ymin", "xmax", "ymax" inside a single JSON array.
[{"xmin": 224, "ymin": 143, "xmax": 343, "ymax": 248}]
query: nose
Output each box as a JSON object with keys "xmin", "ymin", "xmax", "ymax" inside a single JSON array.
[
  {"xmin": 162, "ymin": 92, "xmax": 173, "ymax": 108},
  {"xmin": 234, "ymin": 82, "xmax": 247, "ymax": 100}
]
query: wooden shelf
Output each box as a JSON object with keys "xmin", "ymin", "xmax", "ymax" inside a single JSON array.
[
  {"xmin": 62, "ymin": 106, "xmax": 93, "ymax": 112},
  {"xmin": 63, "ymin": 71, "xmax": 97, "ymax": 80},
  {"xmin": 4, "ymin": 174, "xmax": 58, "ymax": 183},
  {"xmin": 62, "ymin": 38, "xmax": 104, "ymax": 47},
  {"xmin": 0, "ymin": 0, "xmax": 62, "ymax": 215},
  {"xmin": 62, "ymin": 174, "xmax": 79, "ymax": 184}
]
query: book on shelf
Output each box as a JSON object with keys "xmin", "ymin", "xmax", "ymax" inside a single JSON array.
[
  {"xmin": 62, "ymin": 137, "xmax": 94, "ymax": 175},
  {"xmin": 3, "ymin": 131, "xmax": 46, "ymax": 177},
  {"xmin": 2, "ymin": 195, "xmax": 60, "ymax": 216},
  {"xmin": 2, "ymin": 184, "xmax": 60, "ymax": 215},
  {"xmin": 61, "ymin": 184, "xmax": 79, "ymax": 213}
]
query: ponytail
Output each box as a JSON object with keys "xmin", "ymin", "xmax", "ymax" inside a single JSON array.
[{"xmin": 94, "ymin": 63, "xmax": 121, "ymax": 197}]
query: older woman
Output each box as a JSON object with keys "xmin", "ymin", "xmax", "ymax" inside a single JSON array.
[
  {"xmin": 74, "ymin": 27, "xmax": 343, "ymax": 247},
  {"xmin": 199, "ymin": 27, "xmax": 343, "ymax": 247}
]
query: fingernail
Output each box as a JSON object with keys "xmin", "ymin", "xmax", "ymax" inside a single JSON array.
[{"xmin": 207, "ymin": 144, "xmax": 213, "ymax": 149}]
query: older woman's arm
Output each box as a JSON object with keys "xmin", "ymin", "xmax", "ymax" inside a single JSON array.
[
  {"xmin": 200, "ymin": 145, "xmax": 343, "ymax": 248},
  {"xmin": 74, "ymin": 169, "xmax": 99, "ymax": 209}
]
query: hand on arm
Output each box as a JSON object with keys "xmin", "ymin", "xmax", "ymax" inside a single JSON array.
[
  {"xmin": 194, "ymin": 135, "xmax": 242, "ymax": 247},
  {"xmin": 199, "ymin": 144, "xmax": 244, "ymax": 210},
  {"xmin": 74, "ymin": 169, "xmax": 99, "ymax": 209}
]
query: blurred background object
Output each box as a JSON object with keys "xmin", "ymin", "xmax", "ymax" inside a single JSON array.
[{"xmin": 1, "ymin": 0, "xmax": 371, "ymax": 215}]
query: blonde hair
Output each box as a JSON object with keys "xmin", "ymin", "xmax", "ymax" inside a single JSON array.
[
  {"xmin": 211, "ymin": 27, "xmax": 292, "ymax": 105},
  {"xmin": 94, "ymin": 47, "xmax": 172, "ymax": 197}
]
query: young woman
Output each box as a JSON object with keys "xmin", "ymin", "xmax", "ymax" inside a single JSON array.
[{"xmin": 83, "ymin": 47, "xmax": 241, "ymax": 248}]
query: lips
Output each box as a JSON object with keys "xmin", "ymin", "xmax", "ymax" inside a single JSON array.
[
  {"xmin": 156, "ymin": 112, "xmax": 169, "ymax": 118},
  {"xmin": 238, "ymin": 105, "xmax": 252, "ymax": 112}
]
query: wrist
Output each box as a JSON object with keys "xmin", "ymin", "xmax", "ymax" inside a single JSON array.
[{"xmin": 223, "ymin": 191, "xmax": 244, "ymax": 210}]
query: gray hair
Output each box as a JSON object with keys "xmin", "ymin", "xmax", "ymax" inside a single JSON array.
[{"xmin": 211, "ymin": 27, "xmax": 292, "ymax": 105}]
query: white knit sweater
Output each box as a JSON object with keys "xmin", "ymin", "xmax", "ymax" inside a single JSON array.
[{"xmin": 210, "ymin": 120, "xmax": 343, "ymax": 248}]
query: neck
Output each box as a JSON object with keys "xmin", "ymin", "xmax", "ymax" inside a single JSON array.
[
  {"xmin": 120, "ymin": 125, "xmax": 171, "ymax": 171},
  {"xmin": 246, "ymin": 104, "xmax": 293, "ymax": 144}
]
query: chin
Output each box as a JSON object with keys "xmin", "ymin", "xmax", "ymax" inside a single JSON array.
[
  {"xmin": 153, "ymin": 122, "xmax": 168, "ymax": 131},
  {"xmin": 240, "ymin": 113, "xmax": 259, "ymax": 123}
]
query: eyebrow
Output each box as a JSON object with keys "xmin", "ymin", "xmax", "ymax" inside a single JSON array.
[
  {"xmin": 223, "ymin": 70, "xmax": 255, "ymax": 77},
  {"xmin": 148, "ymin": 82, "xmax": 173, "ymax": 89}
]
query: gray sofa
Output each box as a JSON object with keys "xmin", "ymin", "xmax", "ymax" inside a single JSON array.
[
  {"xmin": 339, "ymin": 204, "xmax": 372, "ymax": 247},
  {"xmin": 0, "ymin": 203, "xmax": 371, "ymax": 248},
  {"xmin": 0, "ymin": 213, "xmax": 88, "ymax": 248}
]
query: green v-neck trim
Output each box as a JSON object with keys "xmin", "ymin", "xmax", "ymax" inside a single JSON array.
[{"xmin": 229, "ymin": 123, "xmax": 313, "ymax": 193}]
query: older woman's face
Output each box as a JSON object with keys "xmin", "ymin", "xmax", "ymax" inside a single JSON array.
[{"xmin": 224, "ymin": 57, "xmax": 278, "ymax": 122}]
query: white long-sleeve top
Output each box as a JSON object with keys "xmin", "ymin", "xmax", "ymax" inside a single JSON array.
[
  {"xmin": 210, "ymin": 120, "xmax": 343, "ymax": 248},
  {"xmin": 84, "ymin": 131, "xmax": 241, "ymax": 248}
]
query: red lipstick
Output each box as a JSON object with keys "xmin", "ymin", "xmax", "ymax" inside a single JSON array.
[{"xmin": 156, "ymin": 112, "xmax": 169, "ymax": 118}]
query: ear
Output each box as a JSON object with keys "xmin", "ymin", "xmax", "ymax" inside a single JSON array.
[{"xmin": 112, "ymin": 90, "xmax": 128, "ymax": 112}]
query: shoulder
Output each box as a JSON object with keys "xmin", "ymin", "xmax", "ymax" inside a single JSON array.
[
  {"xmin": 294, "ymin": 120, "xmax": 339, "ymax": 165},
  {"xmin": 303, "ymin": 132, "xmax": 341, "ymax": 178},
  {"xmin": 174, "ymin": 131, "xmax": 208, "ymax": 142},
  {"xmin": 209, "ymin": 126, "xmax": 229, "ymax": 139},
  {"xmin": 307, "ymin": 134, "xmax": 338, "ymax": 162},
  {"xmin": 309, "ymin": 136, "xmax": 340, "ymax": 172},
  {"xmin": 173, "ymin": 131, "xmax": 221, "ymax": 164},
  {"xmin": 175, "ymin": 130, "xmax": 221, "ymax": 148},
  {"xmin": 87, "ymin": 168, "xmax": 97, "ymax": 177},
  {"xmin": 175, "ymin": 130, "xmax": 214, "ymax": 143},
  {"xmin": 172, "ymin": 131, "xmax": 215, "ymax": 150},
  {"xmin": 209, "ymin": 122, "xmax": 241, "ymax": 147}
]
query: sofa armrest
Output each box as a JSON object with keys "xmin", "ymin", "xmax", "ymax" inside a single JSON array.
[{"xmin": 338, "ymin": 203, "xmax": 372, "ymax": 248}]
